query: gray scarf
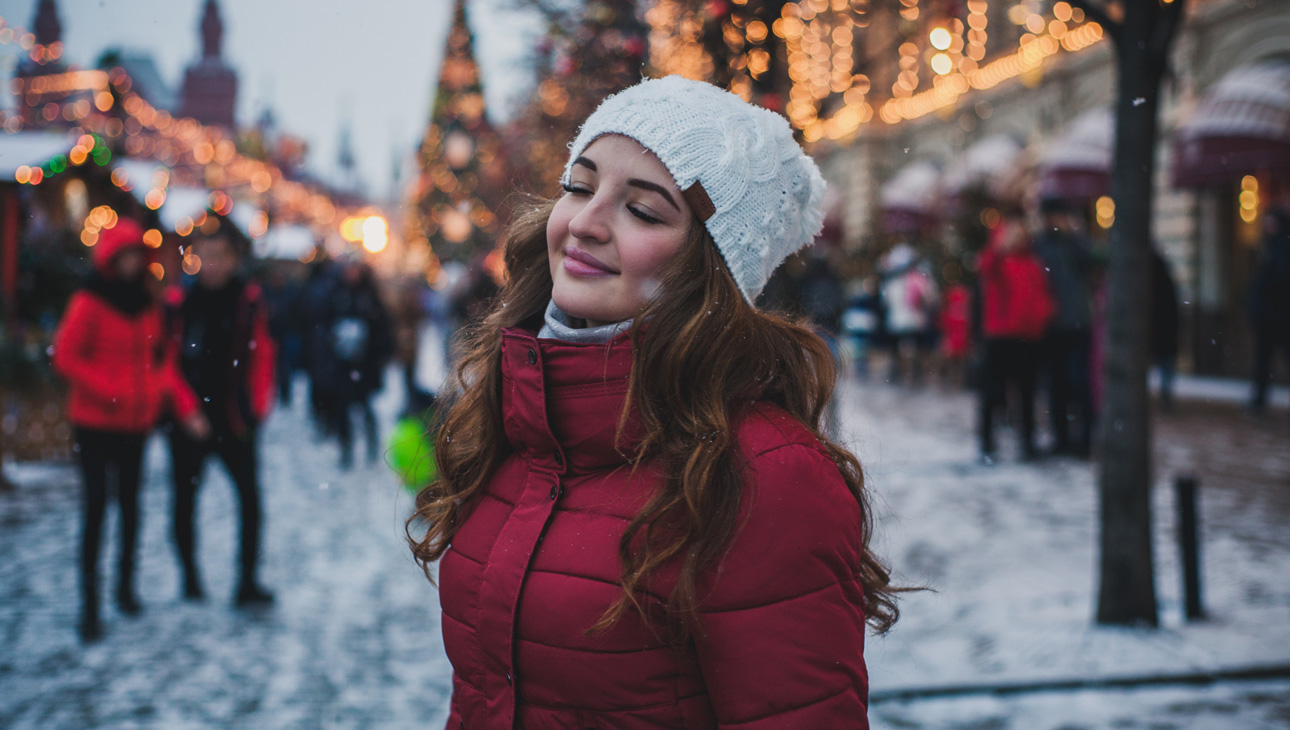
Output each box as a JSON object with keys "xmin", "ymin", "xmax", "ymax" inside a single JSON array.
[{"xmin": 537, "ymin": 300, "xmax": 633, "ymax": 343}]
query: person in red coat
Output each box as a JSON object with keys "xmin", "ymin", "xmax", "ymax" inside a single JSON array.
[
  {"xmin": 164, "ymin": 214, "xmax": 276, "ymax": 606},
  {"xmin": 975, "ymin": 210, "xmax": 1056, "ymax": 463},
  {"xmin": 51, "ymin": 219, "xmax": 202, "ymax": 642},
  {"xmin": 408, "ymin": 77, "xmax": 898, "ymax": 729}
]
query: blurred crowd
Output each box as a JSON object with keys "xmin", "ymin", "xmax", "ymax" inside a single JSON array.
[
  {"xmin": 45, "ymin": 207, "xmax": 509, "ymax": 642},
  {"xmin": 768, "ymin": 200, "xmax": 1290, "ymax": 464}
]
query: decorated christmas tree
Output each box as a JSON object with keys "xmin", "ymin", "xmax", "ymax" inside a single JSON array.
[{"xmin": 409, "ymin": 0, "xmax": 508, "ymax": 268}]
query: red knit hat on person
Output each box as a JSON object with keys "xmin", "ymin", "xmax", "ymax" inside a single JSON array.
[{"xmin": 92, "ymin": 219, "xmax": 149, "ymax": 272}]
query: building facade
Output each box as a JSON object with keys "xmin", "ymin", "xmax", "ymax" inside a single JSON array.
[{"xmin": 820, "ymin": 0, "xmax": 1290, "ymax": 377}]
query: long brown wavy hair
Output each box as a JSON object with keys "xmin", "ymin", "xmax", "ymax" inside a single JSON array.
[{"xmin": 408, "ymin": 195, "xmax": 900, "ymax": 639}]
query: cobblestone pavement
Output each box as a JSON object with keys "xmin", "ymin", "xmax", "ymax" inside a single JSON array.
[
  {"xmin": 0, "ymin": 380, "xmax": 452, "ymax": 730},
  {"xmin": 2, "ymin": 363, "xmax": 1288, "ymax": 729}
]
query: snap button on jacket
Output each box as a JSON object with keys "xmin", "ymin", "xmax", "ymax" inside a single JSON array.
[{"xmin": 439, "ymin": 329, "xmax": 870, "ymax": 729}]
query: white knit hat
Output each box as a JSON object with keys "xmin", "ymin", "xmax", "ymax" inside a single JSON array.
[{"xmin": 562, "ymin": 75, "xmax": 827, "ymax": 302}]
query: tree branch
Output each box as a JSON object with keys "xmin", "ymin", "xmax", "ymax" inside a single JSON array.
[
  {"xmin": 1069, "ymin": 0, "xmax": 1123, "ymax": 48},
  {"xmin": 1151, "ymin": 0, "xmax": 1188, "ymax": 59}
]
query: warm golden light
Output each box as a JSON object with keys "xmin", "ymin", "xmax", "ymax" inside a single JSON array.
[
  {"xmin": 14, "ymin": 165, "xmax": 30, "ymax": 184},
  {"xmin": 1096, "ymin": 196, "xmax": 1115, "ymax": 229},
  {"xmin": 182, "ymin": 252, "xmax": 202, "ymax": 276},
  {"xmin": 148, "ymin": 262, "xmax": 165, "ymax": 280},
  {"xmin": 929, "ymin": 27, "xmax": 952, "ymax": 51},
  {"xmin": 361, "ymin": 215, "xmax": 388, "ymax": 253},
  {"xmin": 144, "ymin": 189, "xmax": 165, "ymax": 210},
  {"xmin": 143, "ymin": 229, "xmax": 163, "ymax": 248},
  {"xmin": 340, "ymin": 216, "xmax": 365, "ymax": 243},
  {"xmin": 930, "ymin": 53, "xmax": 954, "ymax": 75}
]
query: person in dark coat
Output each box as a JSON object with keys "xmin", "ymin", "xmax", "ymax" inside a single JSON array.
[
  {"xmin": 261, "ymin": 265, "xmax": 303, "ymax": 406},
  {"xmin": 408, "ymin": 76, "xmax": 897, "ymax": 729},
  {"xmin": 1032, "ymin": 198, "xmax": 1097, "ymax": 455},
  {"xmin": 301, "ymin": 257, "xmax": 339, "ymax": 435},
  {"xmin": 165, "ymin": 216, "xmax": 277, "ymax": 607},
  {"xmin": 319, "ymin": 256, "xmax": 393, "ymax": 469},
  {"xmin": 1150, "ymin": 247, "xmax": 1180, "ymax": 409},
  {"xmin": 1248, "ymin": 207, "xmax": 1290, "ymax": 414},
  {"xmin": 52, "ymin": 220, "xmax": 202, "ymax": 641}
]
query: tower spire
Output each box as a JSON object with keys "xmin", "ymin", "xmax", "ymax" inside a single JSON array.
[
  {"xmin": 200, "ymin": 0, "xmax": 224, "ymax": 60},
  {"xmin": 32, "ymin": 0, "xmax": 61, "ymax": 47}
]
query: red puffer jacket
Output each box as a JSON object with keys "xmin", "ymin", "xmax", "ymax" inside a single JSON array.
[
  {"xmin": 52, "ymin": 222, "xmax": 198, "ymax": 433},
  {"xmin": 979, "ymin": 240, "xmax": 1055, "ymax": 341},
  {"xmin": 438, "ymin": 329, "xmax": 870, "ymax": 730}
]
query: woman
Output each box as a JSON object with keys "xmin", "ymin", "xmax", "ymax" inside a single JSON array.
[
  {"xmin": 975, "ymin": 210, "xmax": 1055, "ymax": 463},
  {"xmin": 409, "ymin": 76, "xmax": 898, "ymax": 728},
  {"xmin": 52, "ymin": 219, "xmax": 203, "ymax": 642}
]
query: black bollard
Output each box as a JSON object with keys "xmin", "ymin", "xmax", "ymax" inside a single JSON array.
[{"xmin": 1175, "ymin": 475, "xmax": 1204, "ymax": 621}]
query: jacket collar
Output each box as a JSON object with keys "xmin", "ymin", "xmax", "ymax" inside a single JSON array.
[{"xmin": 500, "ymin": 327, "xmax": 641, "ymax": 474}]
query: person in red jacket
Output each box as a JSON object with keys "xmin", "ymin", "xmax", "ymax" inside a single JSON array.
[
  {"xmin": 975, "ymin": 209, "xmax": 1056, "ymax": 463},
  {"xmin": 408, "ymin": 77, "xmax": 898, "ymax": 729},
  {"xmin": 165, "ymin": 214, "xmax": 276, "ymax": 606},
  {"xmin": 52, "ymin": 219, "xmax": 202, "ymax": 642}
]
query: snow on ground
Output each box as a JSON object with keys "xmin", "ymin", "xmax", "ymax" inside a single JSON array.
[
  {"xmin": 0, "ymin": 373, "xmax": 452, "ymax": 730},
  {"xmin": 1, "ymin": 326, "xmax": 1287, "ymax": 728},
  {"xmin": 843, "ymin": 377, "xmax": 1290, "ymax": 729}
]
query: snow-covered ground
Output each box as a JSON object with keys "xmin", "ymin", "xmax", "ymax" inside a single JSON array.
[
  {"xmin": 1, "ymin": 326, "xmax": 1287, "ymax": 728},
  {"xmin": 843, "ymin": 379, "xmax": 1290, "ymax": 729}
]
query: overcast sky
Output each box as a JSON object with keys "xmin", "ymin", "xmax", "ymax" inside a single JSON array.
[{"xmin": 0, "ymin": 0, "xmax": 545, "ymax": 200}]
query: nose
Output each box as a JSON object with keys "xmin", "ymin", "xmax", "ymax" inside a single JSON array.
[{"xmin": 566, "ymin": 193, "xmax": 612, "ymax": 244}]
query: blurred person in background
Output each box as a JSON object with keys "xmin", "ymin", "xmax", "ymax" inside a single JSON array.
[
  {"xmin": 165, "ymin": 215, "xmax": 276, "ymax": 607},
  {"xmin": 976, "ymin": 210, "xmax": 1055, "ymax": 464},
  {"xmin": 301, "ymin": 255, "xmax": 339, "ymax": 435},
  {"xmin": 842, "ymin": 275, "xmax": 884, "ymax": 379},
  {"xmin": 880, "ymin": 241, "xmax": 938, "ymax": 386},
  {"xmin": 261, "ymin": 264, "xmax": 303, "ymax": 407},
  {"xmin": 1031, "ymin": 198, "xmax": 1097, "ymax": 457},
  {"xmin": 318, "ymin": 255, "xmax": 393, "ymax": 469},
  {"xmin": 389, "ymin": 272, "xmax": 432, "ymax": 409},
  {"xmin": 797, "ymin": 252, "xmax": 846, "ymax": 434},
  {"xmin": 1248, "ymin": 207, "xmax": 1290, "ymax": 416},
  {"xmin": 937, "ymin": 266, "xmax": 972, "ymax": 388},
  {"xmin": 52, "ymin": 220, "xmax": 204, "ymax": 641},
  {"xmin": 1150, "ymin": 246, "xmax": 1180, "ymax": 410}
]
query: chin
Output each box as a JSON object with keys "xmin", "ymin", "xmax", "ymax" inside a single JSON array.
[{"xmin": 551, "ymin": 285, "xmax": 628, "ymax": 326}]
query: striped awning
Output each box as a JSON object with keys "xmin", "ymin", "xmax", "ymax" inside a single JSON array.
[{"xmin": 1172, "ymin": 61, "xmax": 1290, "ymax": 187}]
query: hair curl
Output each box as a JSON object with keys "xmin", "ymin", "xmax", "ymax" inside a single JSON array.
[{"xmin": 408, "ymin": 196, "xmax": 900, "ymax": 639}]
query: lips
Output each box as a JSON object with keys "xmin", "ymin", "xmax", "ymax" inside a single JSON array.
[{"xmin": 563, "ymin": 247, "xmax": 618, "ymax": 277}]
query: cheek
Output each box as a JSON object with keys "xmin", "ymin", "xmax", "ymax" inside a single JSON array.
[
  {"xmin": 620, "ymin": 231, "xmax": 686, "ymax": 280},
  {"xmin": 547, "ymin": 200, "xmax": 573, "ymax": 255}
]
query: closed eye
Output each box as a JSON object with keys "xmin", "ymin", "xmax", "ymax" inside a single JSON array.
[
  {"xmin": 629, "ymin": 206, "xmax": 663, "ymax": 224},
  {"xmin": 562, "ymin": 182, "xmax": 592, "ymax": 196}
]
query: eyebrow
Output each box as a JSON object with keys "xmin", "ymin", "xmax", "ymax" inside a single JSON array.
[{"xmin": 572, "ymin": 156, "xmax": 681, "ymax": 212}]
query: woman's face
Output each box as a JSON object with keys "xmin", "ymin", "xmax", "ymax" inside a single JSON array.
[
  {"xmin": 547, "ymin": 134, "xmax": 693, "ymax": 327},
  {"xmin": 194, "ymin": 235, "xmax": 241, "ymax": 289},
  {"xmin": 113, "ymin": 247, "xmax": 147, "ymax": 280}
]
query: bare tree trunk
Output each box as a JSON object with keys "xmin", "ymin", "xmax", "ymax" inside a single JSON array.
[{"xmin": 1073, "ymin": 0, "xmax": 1185, "ymax": 627}]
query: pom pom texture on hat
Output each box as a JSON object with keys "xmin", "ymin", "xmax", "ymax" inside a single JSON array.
[{"xmin": 562, "ymin": 75, "xmax": 827, "ymax": 302}]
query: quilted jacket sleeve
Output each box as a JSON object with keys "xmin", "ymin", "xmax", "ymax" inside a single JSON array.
[
  {"xmin": 695, "ymin": 442, "xmax": 870, "ymax": 729},
  {"xmin": 51, "ymin": 293, "xmax": 118, "ymax": 402}
]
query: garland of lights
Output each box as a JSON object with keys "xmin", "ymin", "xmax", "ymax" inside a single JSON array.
[
  {"xmin": 649, "ymin": 0, "xmax": 1106, "ymax": 143},
  {"xmin": 0, "ymin": 13, "xmax": 355, "ymax": 249}
]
